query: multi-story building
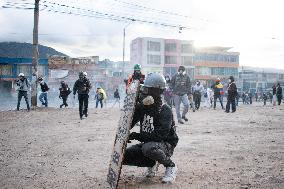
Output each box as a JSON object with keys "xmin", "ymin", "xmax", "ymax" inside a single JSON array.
[
  {"xmin": 239, "ymin": 66, "xmax": 284, "ymax": 93},
  {"xmin": 130, "ymin": 37, "xmax": 195, "ymax": 79},
  {"xmin": 194, "ymin": 47, "xmax": 239, "ymax": 86}
]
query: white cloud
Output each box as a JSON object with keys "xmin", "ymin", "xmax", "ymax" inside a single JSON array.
[{"xmin": 1, "ymin": 0, "xmax": 284, "ymax": 69}]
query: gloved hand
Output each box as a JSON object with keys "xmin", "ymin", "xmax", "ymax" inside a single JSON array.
[{"xmin": 128, "ymin": 132, "xmax": 140, "ymax": 141}]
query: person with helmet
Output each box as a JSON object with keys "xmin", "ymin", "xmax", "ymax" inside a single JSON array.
[
  {"xmin": 38, "ymin": 76, "xmax": 49, "ymax": 107},
  {"xmin": 123, "ymin": 73, "xmax": 179, "ymax": 183},
  {"xmin": 16, "ymin": 73, "xmax": 30, "ymax": 111},
  {"xmin": 125, "ymin": 64, "xmax": 145, "ymax": 92},
  {"xmin": 73, "ymin": 71, "xmax": 92, "ymax": 119},
  {"xmin": 171, "ymin": 66, "xmax": 191, "ymax": 124},
  {"xmin": 211, "ymin": 78, "xmax": 224, "ymax": 110},
  {"xmin": 59, "ymin": 81, "xmax": 71, "ymax": 108},
  {"xmin": 225, "ymin": 76, "xmax": 238, "ymax": 113}
]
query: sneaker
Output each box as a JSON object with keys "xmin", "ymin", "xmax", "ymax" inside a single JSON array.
[
  {"xmin": 182, "ymin": 116, "xmax": 188, "ymax": 122},
  {"xmin": 162, "ymin": 166, "xmax": 178, "ymax": 183},
  {"xmin": 60, "ymin": 104, "xmax": 63, "ymax": 108},
  {"xmin": 84, "ymin": 113, "xmax": 88, "ymax": 117},
  {"xmin": 178, "ymin": 119, "xmax": 184, "ymax": 124},
  {"xmin": 145, "ymin": 163, "xmax": 159, "ymax": 178}
]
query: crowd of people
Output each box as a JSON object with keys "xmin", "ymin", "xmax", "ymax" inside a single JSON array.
[{"xmin": 13, "ymin": 64, "xmax": 284, "ymax": 185}]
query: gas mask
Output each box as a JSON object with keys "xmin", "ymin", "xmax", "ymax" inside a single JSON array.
[{"xmin": 140, "ymin": 86, "xmax": 155, "ymax": 106}]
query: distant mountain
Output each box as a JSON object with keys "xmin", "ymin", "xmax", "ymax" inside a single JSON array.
[{"xmin": 0, "ymin": 42, "xmax": 67, "ymax": 58}]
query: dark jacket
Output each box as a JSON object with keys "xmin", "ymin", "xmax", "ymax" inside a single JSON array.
[
  {"xmin": 227, "ymin": 82, "xmax": 237, "ymax": 98},
  {"xmin": 40, "ymin": 82, "xmax": 49, "ymax": 92},
  {"xmin": 171, "ymin": 73, "xmax": 191, "ymax": 96},
  {"xmin": 131, "ymin": 104, "xmax": 179, "ymax": 147},
  {"xmin": 59, "ymin": 84, "xmax": 71, "ymax": 97},
  {"xmin": 276, "ymin": 86, "xmax": 282, "ymax": 97},
  {"xmin": 114, "ymin": 91, "xmax": 120, "ymax": 99},
  {"xmin": 73, "ymin": 78, "xmax": 91, "ymax": 95}
]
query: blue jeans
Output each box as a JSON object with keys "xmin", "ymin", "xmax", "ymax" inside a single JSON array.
[
  {"xmin": 173, "ymin": 94, "xmax": 189, "ymax": 120},
  {"xmin": 39, "ymin": 92, "xmax": 48, "ymax": 107}
]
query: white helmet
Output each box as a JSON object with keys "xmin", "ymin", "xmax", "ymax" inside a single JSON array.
[
  {"xmin": 18, "ymin": 73, "xmax": 24, "ymax": 77},
  {"xmin": 83, "ymin": 72, "xmax": 87, "ymax": 77}
]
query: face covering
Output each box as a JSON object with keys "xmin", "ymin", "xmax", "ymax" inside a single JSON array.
[
  {"xmin": 228, "ymin": 79, "xmax": 231, "ymax": 83},
  {"xmin": 142, "ymin": 95, "xmax": 155, "ymax": 106}
]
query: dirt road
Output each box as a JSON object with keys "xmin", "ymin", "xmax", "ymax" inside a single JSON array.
[{"xmin": 0, "ymin": 103, "xmax": 283, "ymax": 189}]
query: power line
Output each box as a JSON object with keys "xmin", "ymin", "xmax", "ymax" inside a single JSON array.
[{"xmin": 2, "ymin": 1, "xmax": 191, "ymax": 29}]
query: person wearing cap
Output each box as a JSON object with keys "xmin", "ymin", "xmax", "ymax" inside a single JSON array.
[
  {"xmin": 15, "ymin": 73, "xmax": 30, "ymax": 111},
  {"xmin": 171, "ymin": 66, "xmax": 191, "ymax": 124},
  {"xmin": 225, "ymin": 76, "xmax": 238, "ymax": 113},
  {"xmin": 38, "ymin": 77, "xmax": 49, "ymax": 107},
  {"xmin": 211, "ymin": 78, "xmax": 224, "ymax": 110},
  {"xmin": 123, "ymin": 73, "xmax": 179, "ymax": 183},
  {"xmin": 59, "ymin": 81, "xmax": 71, "ymax": 108},
  {"xmin": 125, "ymin": 64, "xmax": 145, "ymax": 92},
  {"xmin": 73, "ymin": 71, "xmax": 92, "ymax": 119},
  {"xmin": 192, "ymin": 80, "xmax": 204, "ymax": 110}
]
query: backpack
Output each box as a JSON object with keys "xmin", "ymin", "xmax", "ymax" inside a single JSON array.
[{"xmin": 97, "ymin": 92, "xmax": 104, "ymax": 100}]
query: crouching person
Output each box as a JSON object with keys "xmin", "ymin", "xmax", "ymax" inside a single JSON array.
[{"xmin": 123, "ymin": 73, "xmax": 179, "ymax": 183}]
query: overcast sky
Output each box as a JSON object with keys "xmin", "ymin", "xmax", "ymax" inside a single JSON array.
[{"xmin": 1, "ymin": 0, "xmax": 284, "ymax": 69}]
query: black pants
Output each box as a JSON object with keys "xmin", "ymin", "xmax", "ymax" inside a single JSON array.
[
  {"xmin": 214, "ymin": 95, "xmax": 224, "ymax": 109},
  {"xmin": 226, "ymin": 96, "xmax": 236, "ymax": 112},
  {"xmin": 277, "ymin": 96, "xmax": 282, "ymax": 105},
  {"xmin": 61, "ymin": 96, "xmax": 68, "ymax": 107},
  {"xmin": 78, "ymin": 94, "xmax": 89, "ymax": 117},
  {"xmin": 17, "ymin": 91, "xmax": 30, "ymax": 110},
  {"xmin": 123, "ymin": 142, "xmax": 175, "ymax": 167},
  {"xmin": 193, "ymin": 92, "xmax": 201, "ymax": 110}
]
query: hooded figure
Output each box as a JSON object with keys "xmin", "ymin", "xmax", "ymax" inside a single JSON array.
[
  {"xmin": 225, "ymin": 76, "xmax": 238, "ymax": 113},
  {"xmin": 171, "ymin": 66, "xmax": 191, "ymax": 124},
  {"xmin": 123, "ymin": 73, "xmax": 179, "ymax": 183},
  {"xmin": 211, "ymin": 78, "xmax": 224, "ymax": 110},
  {"xmin": 73, "ymin": 71, "xmax": 92, "ymax": 119}
]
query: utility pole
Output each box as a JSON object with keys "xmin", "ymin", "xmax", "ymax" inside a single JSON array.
[
  {"xmin": 31, "ymin": 0, "xmax": 40, "ymax": 108},
  {"xmin": 122, "ymin": 19, "xmax": 135, "ymax": 79}
]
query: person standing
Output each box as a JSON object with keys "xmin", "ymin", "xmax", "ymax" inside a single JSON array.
[
  {"xmin": 262, "ymin": 92, "xmax": 268, "ymax": 106},
  {"xmin": 225, "ymin": 76, "xmax": 238, "ymax": 113},
  {"xmin": 171, "ymin": 66, "xmax": 191, "ymax": 124},
  {"xmin": 276, "ymin": 83, "xmax": 283, "ymax": 105},
  {"xmin": 38, "ymin": 77, "xmax": 49, "ymax": 107},
  {"xmin": 123, "ymin": 73, "xmax": 179, "ymax": 183},
  {"xmin": 16, "ymin": 73, "xmax": 30, "ymax": 111},
  {"xmin": 59, "ymin": 81, "xmax": 71, "ymax": 108},
  {"xmin": 163, "ymin": 75, "xmax": 174, "ymax": 108},
  {"xmin": 192, "ymin": 81, "xmax": 204, "ymax": 110},
  {"xmin": 272, "ymin": 85, "xmax": 277, "ymax": 106},
  {"xmin": 125, "ymin": 64, "xmax": 145, "ymax": 92},
  {"xmin": 112, "ymin": 88, "xmax": 120, "ymax": 108},
  {"xmin": 73, "ymin": 71, "xmax": 92, "ymax": 119},
  {"xmin": 211, "ymin": 78, "xmax": 224, "ymax": 110},
  {"xmin": 95, "ymin": 87, "xmax": 104, "ymax": 108}
]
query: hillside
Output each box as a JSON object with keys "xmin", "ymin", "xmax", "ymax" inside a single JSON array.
[{"xmin": 0, "ymin": 42, "xmax": 67, "ymax": 58}]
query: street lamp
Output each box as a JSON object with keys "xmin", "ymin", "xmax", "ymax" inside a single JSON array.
[{"xmin": 122, "ymin": 19, "xmax": 135, "ymax": 79}]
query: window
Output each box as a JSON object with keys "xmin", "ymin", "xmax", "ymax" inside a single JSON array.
[
  {"xmin": 17, "ymin": 65, "xmax": 31, "ymax": 76},
  {"xmin": 165, "ymin": 43, "xmax": 177, "ymax": 52},
  {"xmin": 165, "ymin": 56, "xmax": 177, "ymax": 64},
  {"xmin": 181, "ymin": 56, "xmax": 193, "ymax": 66},
  {"xmin": 164, "ymin": 67, "xmax": 177, "ymax": 77},
  {"xmin": 0, "ymin": 64, "xmax": 12, "ymax": 76},
  {"xmin": 147, "ymin": 41, "xmax": 160, "ymax": 52},
  {"xmin": 196, "ymin": 67, "xmax": 210, "ymax": 75},
  {"xmin": 181, "ymin": 44, "xmax": 192, "ymax": 53},
  {"xmin": 147, "ymin": 54, "xmax": 161, "ymax": 65}
]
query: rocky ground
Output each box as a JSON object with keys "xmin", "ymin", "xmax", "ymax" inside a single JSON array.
[{"xmin": 0, "ymin": 102, "xmax": 283, "ymax": 189}]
